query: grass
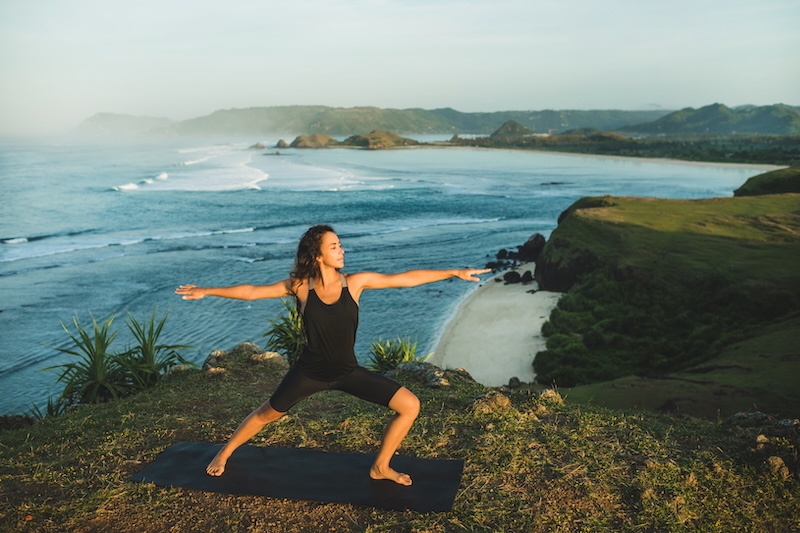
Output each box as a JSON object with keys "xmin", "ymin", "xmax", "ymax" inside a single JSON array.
[{"xmin": 1, "ymin": 346, "xmax": 798, "ymax": 532}]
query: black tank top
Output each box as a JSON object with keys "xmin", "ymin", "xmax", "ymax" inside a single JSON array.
[{"xmin": 298, "ymin": 273, "xmax": 359, "ymax": 380}]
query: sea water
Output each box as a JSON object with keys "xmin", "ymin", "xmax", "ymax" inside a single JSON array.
[{"xmin": 0, "ymin": 137, "xmax": 765, "ymax": 415}]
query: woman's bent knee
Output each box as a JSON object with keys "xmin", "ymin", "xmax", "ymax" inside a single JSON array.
[
  {"xmin": 390, "ymin": 388, "xmax": 420, "ymax": 418},
  {"xmin": 254, "ymin": 402, "xmax": 284, "ymax": 424}
]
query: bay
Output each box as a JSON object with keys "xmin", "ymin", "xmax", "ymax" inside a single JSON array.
[{"xmin": 0, "ymin": 137, "xmax": 767, "ymax": 415}]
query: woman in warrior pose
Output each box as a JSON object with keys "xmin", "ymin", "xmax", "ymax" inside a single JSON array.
[{"xmin": 176, "ymin": 225, "xmax": 489, "ymax": 486}]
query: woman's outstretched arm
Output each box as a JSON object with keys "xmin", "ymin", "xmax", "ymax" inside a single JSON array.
[
  {"xmin": 175, "ymin": 279, "xmax": 293, "ymax": 301},
  {"xmin": 348, "ymin": 268, "xmax": 490, "ymax": 293}
]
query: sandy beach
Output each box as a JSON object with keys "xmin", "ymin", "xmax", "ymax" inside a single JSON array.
[{"xmin": 432, "ymin": 266, "xmax": 562, "ymax": 387}]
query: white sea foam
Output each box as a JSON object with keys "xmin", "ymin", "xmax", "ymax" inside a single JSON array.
[
  {"xmin": 141, "ymin": 178, "xmax": 155, "ymax": 185},
  {"xmin": 113, "ymin": 183, "xmax": 139, "ymax": 191},
  {"xmin": 155, "ymin": 172, "xmax": 168, "ymax": 180},
  {"xmin": 0, "ymin": 227, "xmax": 260, "ymax": 263}
]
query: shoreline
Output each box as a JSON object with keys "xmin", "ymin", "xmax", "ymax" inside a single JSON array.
[
  {"xmin": 399, "ymin": 143, "xmax": 786, "ymax": 171},
  {"xmin": 431, "ymin": 264, "xmax": 562, "ymax": 387}
]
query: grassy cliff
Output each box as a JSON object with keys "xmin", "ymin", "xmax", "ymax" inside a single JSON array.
[
  {"xmin": 1, "ymin": 345, "xmax": 797, "ymax": 532},
  {"xmin": 532, "ymin": 179, "xmax": 800, "ymax": 418}
]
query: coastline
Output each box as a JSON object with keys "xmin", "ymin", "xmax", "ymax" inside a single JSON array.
[
  {"xmin": 431, "ymin": 265, "xmax": 562, "ymax": 387},
  {"xmin": 415, "ymin": 143, "xmax": 786, "ymax": 171}
]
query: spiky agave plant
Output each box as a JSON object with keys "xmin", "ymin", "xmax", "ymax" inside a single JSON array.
[
  {"xmin": 118, "ymin": 308, "xmax": 193, "ymax": 390},
  {"xmin": 44, "ymin": 314, "xmax": 129, "ymax": 405},
  {"xmin": 263, "ymin": 298, "xmax": 306, "ymax": 365},
  {"xmin": 366, "ymin": 337, "xmax": 432, "ymax": 373}
]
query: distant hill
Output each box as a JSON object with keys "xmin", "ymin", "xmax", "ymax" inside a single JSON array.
[
  {"xmin": 75, "ymin": 113, "xmax": 173, "ymax": 136},
  {"xmin": 77, "ymin": 106, "xmax": 673, "ymax": 137},
  {"xmin": 623, "ymin": 103, "xmax": 800, "ymax": 135},
  {"xmin": 490, "ymin": 120, "xmax": 533, "ymax": 137}
]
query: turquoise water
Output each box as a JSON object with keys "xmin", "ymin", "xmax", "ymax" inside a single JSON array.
[{"xmin": 0, "ymin": 137, "xmax": 765, "ymax": 414}]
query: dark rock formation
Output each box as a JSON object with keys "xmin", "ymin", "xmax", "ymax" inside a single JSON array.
[{"xmin": 518, "ymin": 233, "xmax": 546, "ymax": 262}]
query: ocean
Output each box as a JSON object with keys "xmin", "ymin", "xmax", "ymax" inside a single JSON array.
[{"xmin": 0, "ymin": 136, "xmax": 767, "ymax": 415}]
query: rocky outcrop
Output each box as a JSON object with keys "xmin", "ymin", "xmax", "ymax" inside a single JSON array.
[
  {"xmin": 290, "ymin": 133, "xmax": 338, "ymax": 148},
  {"xmin": 340, "ymin": 130, "xmax": 419, "ymax": 149}
]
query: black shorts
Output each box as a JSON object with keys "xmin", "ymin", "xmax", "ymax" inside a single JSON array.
[{"xmin": 269, "ymin": 364, "xmax": 403, "ymax": 413}]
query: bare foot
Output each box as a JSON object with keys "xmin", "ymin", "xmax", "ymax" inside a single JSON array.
[
  {"xmin": 206, "ymin": 452, "xmax": 229, "ymax": 476},
  {"xmin": 370, "ymin": 464, "xmax": 412, "ymax": 486}
]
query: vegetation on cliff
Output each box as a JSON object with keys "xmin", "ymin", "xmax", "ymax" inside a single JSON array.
[
  {"xmin": 734, "ymin": 166, "xmax": 800, "ymax": 196},
  {"xmin": 532, "ymin": 185, "xmax": 800, "ymax": 417},
  {"xmin": 2, "ymin": 345, "xmax": 797, "ymax": 531}
]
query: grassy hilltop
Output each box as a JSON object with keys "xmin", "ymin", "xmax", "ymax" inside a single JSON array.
[
  {"xmin": 1, "ymin": 346, "xmax": 798, "ymax": 532},
  {"xmin": 533, "ymin": 168, "xmax": 800, "ymax": 419}
]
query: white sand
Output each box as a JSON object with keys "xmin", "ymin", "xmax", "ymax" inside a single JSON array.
[{"xmin": 431, "ymin": 267, "xmax": 562, "ymax": 387}]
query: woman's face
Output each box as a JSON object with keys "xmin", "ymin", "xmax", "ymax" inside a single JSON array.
[{"xmin": 316, "ymin": 231, "xmax": 345, "ymax": 270}]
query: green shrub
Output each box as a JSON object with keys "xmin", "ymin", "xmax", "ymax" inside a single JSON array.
[
  {"xmin": 44, "ymin": 314, "xmax": 129, "ymax": 406},
  {"xmin": 28, "ymin": 396, "xmax": 68, "ymax": 421},
  {"xmin": 264, "ymin": 298, "xmax": 306, "ymax": 365},
  {"xmin": 366, "ymin": 337, "xmax": 431, "ymax": 373},
  {"xmin": 117, "ymin": 309, "xmax": 193, "ymax": 391}
]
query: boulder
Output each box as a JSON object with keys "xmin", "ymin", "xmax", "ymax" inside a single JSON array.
[
  {"xmin": 518, "ymin": 233, "xmax": 546, "ymax": 262},
  {"xmin": 472, "ymin": 391, "xmax": 511, "ymax": 415}
]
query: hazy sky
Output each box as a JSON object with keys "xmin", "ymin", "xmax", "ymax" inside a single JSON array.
[{"xmin": 1, "ymin": 0, "xmax": 797, "ymax": 135}]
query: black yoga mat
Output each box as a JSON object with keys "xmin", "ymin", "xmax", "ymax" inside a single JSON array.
[{"xmin": 130, "ymin": 442, "xmax": 463, "ymax": 512}]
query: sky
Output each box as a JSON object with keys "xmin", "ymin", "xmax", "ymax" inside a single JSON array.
[{"xmin": 0, "ymin": 0, "xmax": 798, "ymax": 136}]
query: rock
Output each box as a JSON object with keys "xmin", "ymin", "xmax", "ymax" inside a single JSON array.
[
  {"xmin": 251, "ymin": 351, "xmax": 290, "ymax": 371},
  {"xmin": 231, "ymin": 342, "xmax": 263, "ymax": 357},
  {"xmin": 472, "ymin": 391, "xmax": 511, "ymax": 415},
  {"xmin": 276, "ymin": 139, "xmax": 289, "ymax": 148},
  {"xmin": 202, "ymin": 349, "xmax": 227, "ymax": 370},
  {"xmin": 539, "ymin": 388, "xmax": 564, "ymax": 404},
  {"xmin": 503, "ymin": 271, "xmax": 521, "ymax": 284},
  {"xmin": 205, "ymin": 367, "xmax": 227, "ymax": 378},
  {"xmin": 508, "ymin": 377, "xmax": 521, "ymax": 388},
  {"xmin": 248, "ymin": 142, "xmax": 266, "ymax": 150},
  {"xmin": 778, "ymin": 419, "xmax": 799, "ymax": 428},
  {"xmin": 520, "ymin": 270, "xmax": 534, "ymax": 284},
  {"xmin": 170, "ymin": 364, "xmax": 193, "ymax": 373},
  {"xmin": 767, "ymin": 456, "xmax": 791, "ymax": 480},
  {"xmin": 386, "ymin": 361, "xmax": 455, "ymax": 388},
  {"xmin": 449, "ymin": 368, "xmax": 477, "ymax": 383},
  {"xmin": 518, "ymin": 233, "xmax": 546, "ymax": 262}
]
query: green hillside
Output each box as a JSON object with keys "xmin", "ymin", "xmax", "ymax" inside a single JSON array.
[
  {"xmin": 734, "ymin": 166, "xmax": 800, "ymax": 196},
  {"xmin": 77, "ymin": 106, "xmax": 673, "ymax": 137},
  {"xmin": 533, "ymin": 191, "xmax": 800, "ymax": 414},
  {"xmin": 624, "ymin": 103, "xmax": 800, "ymax": 135}
]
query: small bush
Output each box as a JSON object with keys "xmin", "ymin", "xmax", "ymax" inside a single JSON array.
[
  {"xmin": 44, "ymin": 314, "xmax": 129, "ymax": 406},
  {"xmin": 365, "ymin": 337, "xmax": 431, "ymax": 373},
  {"xmin": 117, "ymin": 309, "xmax": 193, "ymax": 390},
  {"xmin": 264, "ymin": 298, "xmax": 306, "ymax": 365}
]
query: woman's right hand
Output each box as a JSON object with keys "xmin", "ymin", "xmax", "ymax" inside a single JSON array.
[{"xmin": 175, "ymin": 284, "xmax": 206, "ymax": 300}]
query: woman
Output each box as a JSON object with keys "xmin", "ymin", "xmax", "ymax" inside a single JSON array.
[{"xmin": 176, "ymin": 225, "xmax": 489, "ymax": 486}]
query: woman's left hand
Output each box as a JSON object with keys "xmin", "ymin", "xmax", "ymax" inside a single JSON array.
[{"xmin": 456, "ymin": 268, "xmax": 492, "ymax": 282}]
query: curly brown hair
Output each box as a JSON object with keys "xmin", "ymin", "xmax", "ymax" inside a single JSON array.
[{"xmin": 290, "ymin": 224, "xmax": 336, "ymax": 286}]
